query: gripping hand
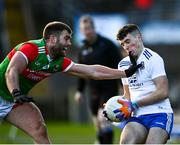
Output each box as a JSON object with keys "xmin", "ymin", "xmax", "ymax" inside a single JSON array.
[
  {"xmin": 12, "ymin": 89, "xmax": 34, "ymax": 103},
  {"xmin": 113, "ymin": 99, "xmax": 139, "ymax": 120},
  {"xmin": 125, "ymin": 51, "xmax": 143, "ymax": 77}
]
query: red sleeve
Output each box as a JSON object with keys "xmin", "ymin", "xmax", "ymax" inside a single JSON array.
[
  {"xmin": 62, "ymin": 57, "xmax": 74, "ymax": 72},
  {"xmin": 19, "ymin": 43, "xmax": 38, "ymax": 63}
]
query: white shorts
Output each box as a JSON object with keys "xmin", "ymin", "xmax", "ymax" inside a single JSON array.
[{"xmin": 0, "ymin": 96, "xmax": 14, "ymax": 119}]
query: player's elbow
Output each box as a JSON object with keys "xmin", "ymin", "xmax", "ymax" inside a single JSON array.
[
  {"xmin": 161, "ymin": 88, "xmax": 169, "ymax": 99},
  {"xmin": 163, "ymin": 90, "xmax": 169, "ymax": 99}
]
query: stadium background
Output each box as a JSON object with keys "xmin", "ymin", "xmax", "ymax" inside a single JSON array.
[{"xmin": 0, "ymin": 0, "xmax": 180, "ymax": 143}]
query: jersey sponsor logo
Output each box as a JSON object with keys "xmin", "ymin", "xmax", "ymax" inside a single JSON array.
[
  {"xmin": 22, "ymin": 68, "xmax": 51, "ymax": 82},
  {"xmin": 128, "ymin": 75, "xmax": 143, "ymax": 89},
  {"xmin": 143, "ymin": 49, "xmax": 152, "ymax": 60}
]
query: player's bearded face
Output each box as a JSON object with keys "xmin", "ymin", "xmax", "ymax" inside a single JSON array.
[
  {"xmin": 52, "ymin": 30, "xmax": 71, "ymax": 58},
  {"xmin": 54, "ymin": 39, "xmax": 66, "ymax": 56}
]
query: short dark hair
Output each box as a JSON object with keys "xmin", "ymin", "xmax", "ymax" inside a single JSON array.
[
  {"xmin": 79, "ymin": 15, "xmax": 95, "ymax": 28},
  {"xmin": 116, "ymin": 24, "xmax": 141, "ymax": 40},
  {"xmin": 43, "ymin": 21, "xmax": 72, "ymax": 40}
]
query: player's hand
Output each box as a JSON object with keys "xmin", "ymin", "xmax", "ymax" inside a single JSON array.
[
  {"xmin": 14, "ymin": 95, "xmax": 34, "ymax": 104},
  {"xmin": 114, "ymin": 99, "xmax": 139, "ymax": 120},
  {"xmin": 12, "ymin": 89, "xmax": 34, "ymax": 103},
  {"xmin": 113, "ymin": 99, "xmax": 139, "ymax": 119},
  {"xmin": 125, "ymin": 63, "xmax": 142, "ymax": 77},
  {"xmin": 129, "ymin": 51, "xmax": 137, "ymax": 66},
  {"xmin": 113, "ymin": 99, "xmax": 132, "ymax": 119},
  {"xmin": 125, "ymin": 51, "xmax": 143, "ymax": 77}
]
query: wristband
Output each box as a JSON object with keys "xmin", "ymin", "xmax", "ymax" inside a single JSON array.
[
  {"xmin": 131, "ymin": 101, "xmax": 139, "ymax": 110},
  {"xmin": 11, "ymin": 89, "xmax": 22, "ymax": 97}
]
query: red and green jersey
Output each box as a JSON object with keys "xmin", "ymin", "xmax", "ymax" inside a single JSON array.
[{"xmin": 0, "ymin": 38, "xmax": 74, "ymax": 101}]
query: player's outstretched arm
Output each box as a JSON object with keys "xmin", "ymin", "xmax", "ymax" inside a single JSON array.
[
  {"xmin": 67, "ymin": 63, "xmax": 126, "ymax": 79},
  {"xmin": 67, "ymin": 63, "xmax": 141, "ymax": 80}
]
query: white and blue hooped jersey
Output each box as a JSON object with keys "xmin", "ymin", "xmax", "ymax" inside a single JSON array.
[{"xmin": 118, "ymin": 48, "xmax": 173, "ymax": 116}]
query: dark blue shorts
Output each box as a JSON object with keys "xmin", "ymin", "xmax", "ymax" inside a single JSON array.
[{"xmin": 125, "ymin": 113, "xmax": 174, "ymax": 136}]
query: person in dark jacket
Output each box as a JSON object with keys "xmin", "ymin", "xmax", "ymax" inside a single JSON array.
[{"xmin": 74, "ymin": 15, "xmax": 122, "ymax": 144}]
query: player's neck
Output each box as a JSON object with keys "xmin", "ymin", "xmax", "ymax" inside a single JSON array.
[
  {"xmin": 46, "ymin": 44, "xmax": 59, "ymax": 60},
  {"xmin": 137, "ymin": 46, "xmax": 144, "ymax": 58}
]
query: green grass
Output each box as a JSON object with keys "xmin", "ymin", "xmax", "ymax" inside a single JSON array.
[
  {"xmin": 1, "ymin": 121, "xmax": 180, "ymax": 144},
  {"xmin": 0, "ymin": 121, "xmax": 121, "ymax": 144}
]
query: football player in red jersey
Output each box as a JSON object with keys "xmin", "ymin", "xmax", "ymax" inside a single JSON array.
[{"xmin": 0, "ymin": 21, "xmax": 142, "ymax": 143}]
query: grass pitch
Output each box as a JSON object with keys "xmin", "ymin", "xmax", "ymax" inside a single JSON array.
[{"xmin": 0, "ymin": 121, "xmax": 121, "ymax": 144}]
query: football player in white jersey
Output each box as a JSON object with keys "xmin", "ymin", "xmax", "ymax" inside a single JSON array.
[{"xmin": 115, "ymin": 24, "xmax": 173, "ymax": 144}]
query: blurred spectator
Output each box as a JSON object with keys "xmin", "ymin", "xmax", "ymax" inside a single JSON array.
[{"xmin": 74, "ymin": 15, "xmax": 122, "ymax": 144}]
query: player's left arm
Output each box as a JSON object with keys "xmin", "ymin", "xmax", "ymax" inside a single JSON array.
[
  {"xmin": 6, "ymin": 43, "xmax": 38, "ymax": 103},
  {"xmin": 135, "ymin": 54, "xmax": 169, "ymax": 107},
  {"xmin": 6, "ymin": 52, "xmax": 27, "ymax": 93},
  {"xmin": 114, "ymin": 76, "xmax": 168, "ymax": 120},
  {"xmin": 136, "ymin": 75, "xmax": 168, "ymax": 107}
]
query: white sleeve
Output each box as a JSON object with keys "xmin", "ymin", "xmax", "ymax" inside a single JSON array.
[
  {"xmin": 118, "ymin": 60, "xmax": 130, "ymax": 85},
  {"xmin": 150, "ymin": 54, "xmax": 166, "ymax": 79}
]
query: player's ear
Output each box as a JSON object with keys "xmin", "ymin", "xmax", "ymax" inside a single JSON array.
[
  {"xmin": 49, "ymin": 34, "xmax": 57, "ymax": 44},
  {"xmin": 137, "ymin": 33, "xmax": 142, "ymax": 41}
]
